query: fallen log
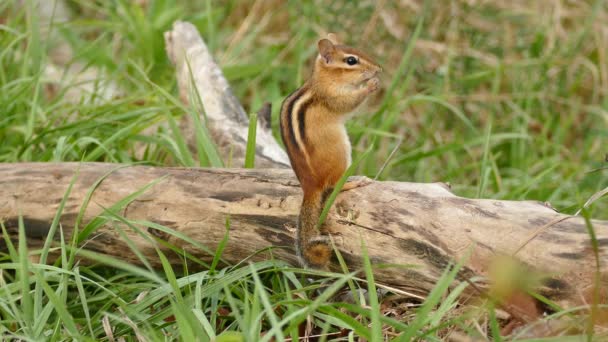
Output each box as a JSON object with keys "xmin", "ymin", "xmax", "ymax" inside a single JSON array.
[{"xmin": 1, "ymin": 162, "xmax": 606, "ymax": 308}]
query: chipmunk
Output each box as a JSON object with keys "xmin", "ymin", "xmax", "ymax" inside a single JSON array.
[{"xmin": 279, "ymin": 34, "xmax": 382, "ymax": 268}]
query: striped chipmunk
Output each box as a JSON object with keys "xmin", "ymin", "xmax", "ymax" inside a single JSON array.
[{"xmin": 279, "ymin": 34, "xmax": 382, "ymax": 269}]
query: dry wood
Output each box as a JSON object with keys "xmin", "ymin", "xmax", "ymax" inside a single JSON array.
[{"xmin": 1, "ymin": 162, "xmax": 606, "ymax": 307}]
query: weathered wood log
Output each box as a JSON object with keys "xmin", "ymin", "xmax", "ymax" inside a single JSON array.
[{"xmin": 1, "ymin": 162, "xmax": 606, "ymax": 307}]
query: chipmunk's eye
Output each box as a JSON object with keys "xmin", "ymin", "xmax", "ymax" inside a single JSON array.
[{"xmin": 344, "ymin": 56, "xmax": 358, "ymax": 65}]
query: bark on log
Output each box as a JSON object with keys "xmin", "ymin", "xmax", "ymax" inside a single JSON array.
[{"xmin": 1, "ymin": 162, "xmax": 606, "ymax": 308}]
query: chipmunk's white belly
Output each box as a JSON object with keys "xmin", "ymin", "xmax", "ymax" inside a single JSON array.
[{"xmin": 338, "ymin": 125, "xmax": 352, "ymax": 167}]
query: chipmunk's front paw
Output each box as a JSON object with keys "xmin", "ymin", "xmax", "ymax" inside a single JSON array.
[
  {"xmin": 366, "ymin": 77, "xmax": 380, "ymax": 93},
  {"xmin": 341, "ymin": 176, "xmax": 373, "ymax": 191}
]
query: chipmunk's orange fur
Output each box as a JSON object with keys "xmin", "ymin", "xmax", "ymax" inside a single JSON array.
[{"xmin": 280, "ymin": 35, "xmax": 382, "ymax": 268}]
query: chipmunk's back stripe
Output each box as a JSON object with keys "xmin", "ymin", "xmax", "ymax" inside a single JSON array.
[
  {"xmin": 297, "ymin": 98, "xmax": 313, "ymax": 147},
  {"xmin": 284, "ymin": 89, "xmax": 302, "ymax": 150},
  {"xmin": 290, "ymin": 91, "xmax": 316, "ymax": 177},
  {"xmin": 289, "ymin": 91, "xmax": 312, "ymax": 152}
]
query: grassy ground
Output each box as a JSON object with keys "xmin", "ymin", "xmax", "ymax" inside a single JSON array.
[{"xmin": 0, "ymin": 0, "xmax": 607, "ymax": 340}]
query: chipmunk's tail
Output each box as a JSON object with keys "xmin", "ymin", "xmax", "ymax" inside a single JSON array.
[{"xmin": 296, "ymin": 190, "xmax": 332, "ymax": 269}]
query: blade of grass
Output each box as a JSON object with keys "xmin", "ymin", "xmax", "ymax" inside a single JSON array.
[
  {"xmin": 192, "ymin": 308, "xmax": 215, "ymax": 341},
  {"xmin": 374, "ymin": 0, "xmax": 426, "ymax": 115},
  {"xmin": 171, "ymin": 301, "xmax": 200, "ymax": 341},
  {"xmin": 581, "ymin": 209, "xmax": 601, "ymax": 337},
  {"xmin": 221, "ymin": 283, "xmax": 246, "ymax": 334},
  {"xmin": 361, "ymin": 239, "xmax": 382, "ymax": 341},
  {"xmin": 575, "ymin": 186, "xmax": 608, "ymax": 216},
  {"xmin": 35, "ymin": 269, "xmax": 80, "ymax": 338},
  {"xmin": 57, "ymin": 226, "xmax": 71, "ymax": 331},
  {"xmin": 488, "ymin": 301, "xmax": 502, "ymax": 342},
  {"xmin": 165, "ymin": 112, "xmax": 196, "ymax": 166},
  {"xmin": 156, "ymin": 248, "xmax": 184, "ymax": 304},
  {"xmin": 325, "ymin": 301, "xmax": 410, "ymax": 333},
  {"xmin": 73, "ymin": 267, "xmax": 95, "ymax": 337},
  {"xmin": 99, "ymin": 208, "xmax": 156, "ymax": 272},
  {"xmin": 316, "ymin": 306, "xmax": 370, "ymax": 338},
  {"xmin": 1, "ymin": 221, "xmax": 19, "ymax": 263},
  {"xmin": 244, "ymin": 113, "xmax": 257, "ymax": 168},
  {"xmin": 69, "ymin": 163, "xmax": 144, "ymax": 261},
  {"xmin": 83, "ymin": 118, "xmax": 146, "ymax": 162},
  {"xmin": 429, "ymin": 279, "xmax": 473, "ymax": 327},
  {"xmin": 137, "ymin": 219, "xmax": 218, "ymax": 262},
  {"xmin": 331, "ymin": 238, "xmax": 362, "ymax": 307},
  {"xmin": 74, "ymin": 248, "xmax": 166, "ymax": 284},
  {"xmin": 17, "ymin": 215, "xmax": 33, "ymax": 335},
  {"xmin": 131, "ymin": 260, "xmax": 279, "ymax": 319},
  {"xmin": 374, "ymin": 137, "xmax": 403, "ymax": 180},
  {"xmin": 22, "ymin": 0, "xmax": 43, "ymax": 161},
  {"xmin": 406, "ymin": 94, "xmax": 477, "ymax": 133},
  {"xmin": 210, "ymin": 216, "xmax": 231, "ymax": 273},
  {"xmin": 396, "ymin": 251, "xmax": 470, "ymax": 341},
  {"xmin": 205, "ymin": 0, "xmax": 215, "ymax": 50},
  {"xmin": 34, "ymin": 166, "xmax": 79, "ymax": 328},
  {"xmin": 478, "ymin": 119, "xmax": 493, "ymax": 198},
  {"xmin": 250, "ymin": 264, "xmax": 285, "ymax": 341},
  {"xmin": 261, "ymin": 272, "xmax": 358, "ymax": 342},
  {"xmin": 77, "ymin": 175, "xmax": 167, "ymax": 243}
]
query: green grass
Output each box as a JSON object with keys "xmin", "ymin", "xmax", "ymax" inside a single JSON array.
[{"xmin": 1, "ymin": 0, "xmax": 607, "ymax": 340}]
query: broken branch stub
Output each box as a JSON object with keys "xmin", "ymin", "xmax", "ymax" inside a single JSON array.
[{"xmin": 164, "ymin": 21, "xmax": 289, "ymax": 168}]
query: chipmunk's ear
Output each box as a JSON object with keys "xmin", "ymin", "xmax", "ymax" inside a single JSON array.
[
  {"xmin": 327, "ymin": 33, "xmax": 339, "ymax": 45},
  {"xmin": 317, "ymin": 38, "xmax": 335, "ymax": 63}
]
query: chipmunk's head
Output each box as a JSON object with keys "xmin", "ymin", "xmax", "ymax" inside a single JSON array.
[{"xmin": 313, "ymin": 34, "xmax": 382, "ymax": 93}]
